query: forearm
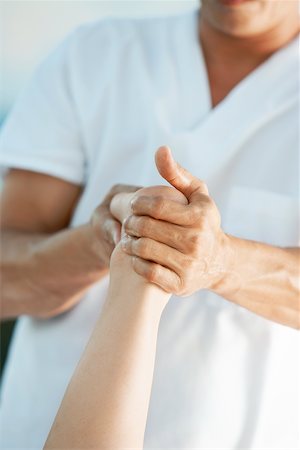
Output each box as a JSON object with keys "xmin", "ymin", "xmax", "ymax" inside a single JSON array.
[
  {"xmin": 44, "ymin": 267, "xmax": 169, "ymax": 449},
  {"xmin": 0, "ymin": 225, "xmax": 108, "ymax": 319},
  {"xmin": 111, "ymin": 149, "xmax": 300, "ymax": 329},
  {"xmin": 214, "ymin": 235, "xmax": 300, "ymax": 329}
]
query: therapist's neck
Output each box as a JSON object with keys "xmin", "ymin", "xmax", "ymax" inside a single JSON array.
[{"xmin": 199, "ymin": 15, "xmax": 300, "ymax": 67}]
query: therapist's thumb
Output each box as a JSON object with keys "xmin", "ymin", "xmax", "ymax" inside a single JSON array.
[{"xmin": 155, "ymin": 146, "xmax": 209, "ymax": 201}]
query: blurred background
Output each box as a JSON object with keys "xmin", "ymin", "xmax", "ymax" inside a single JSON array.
[
  {"xmin": 0, "ymin": 0, "xmax": 199, "ymax": 378},
  {"xmin": 0, "ymin": 0, "xmax": 199, "ymax": 123}
]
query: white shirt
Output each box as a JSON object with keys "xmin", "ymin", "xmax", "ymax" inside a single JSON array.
[{"xmin": 0, "ymin": 10, "xmax": 299, "ymax": 449}]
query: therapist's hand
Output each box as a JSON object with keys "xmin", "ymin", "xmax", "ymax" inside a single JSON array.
[
  {"xmin": 121, "ymin": 146, "xmax": 229, "ymax": 296},
  {"xmin": 109, "ymin": 184, "xmax": 187, "ymax": 299},
  {"xmin": 90, "ymin": 184, "xmax": 141, "ymax": 267}
]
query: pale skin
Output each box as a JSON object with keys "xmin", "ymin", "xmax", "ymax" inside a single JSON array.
[
  {"xmin": 44, "ymin": 187, "xmax": 186, "ymax": 450},
  {"xmin": 0, "ymin": 0, "xmax": 299, "ymax": 325}
]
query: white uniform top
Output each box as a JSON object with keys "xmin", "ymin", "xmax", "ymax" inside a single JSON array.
[{"xmin": 0, "ymin": 10, "xmax": 299, "ymax": 450}]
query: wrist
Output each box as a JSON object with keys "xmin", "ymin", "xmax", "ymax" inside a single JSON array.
[
  {"xmin": 83, "ymin": 222, "xmax": 111, "ymax": 271},
  {"xmin": 108, "ymin": 246, "xmax": 170, "ymax": 312},
  {"xmin": 209, "ymin": 232, "xmax": 239, "ymax": 297}
]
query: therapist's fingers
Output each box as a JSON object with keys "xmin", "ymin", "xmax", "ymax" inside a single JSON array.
[
  {"xmin": 124, "ymin": 215, "xmax": 192, "ymax": 253},
  {"xmin": 102, "ymin": 183, "xmax": 142, "ymax": 209},
  {"xmin": 131, "ymin": 195, "xmax": 209, "ymax": 226},
  {"xmin": 121, "ymin": 235, "xmax": 185, "ymax": 275},
  {"xmin": 131, "ymin": 256, "xmax": 181, "ymax": 294},
  {"xmin": 91, "ymin": 203, "xmax": 121, "ymax": 248},
  {"xmin": 90, "ymin": 184, "xmax": 142, "ymax": 268},
  {"xmin": 155, "ymin": 146, "xmax": 209, "ymax": 200},
  {"xmin": 102, "ymin": 184, "xmax": 141, "ymax": 243},
  {"xmin": 110, "ymin": 192, "xmax": 137, "ymax": 224}
]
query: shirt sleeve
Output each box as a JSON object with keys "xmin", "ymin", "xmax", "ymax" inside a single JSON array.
[{"xmin": 0, "ymin": 29, "xmax": 85, "ymax": 185}]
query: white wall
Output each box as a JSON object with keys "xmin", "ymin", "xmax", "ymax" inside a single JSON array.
[{"xmin": 0, "ymin": 0, "xmax": 199, "ymax": 117}]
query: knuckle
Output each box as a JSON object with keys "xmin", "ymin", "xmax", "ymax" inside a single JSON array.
[
  {"xmin": 124, "ymin": 216, "xmax": 138, "ymax": 235},
  {"xmin": 146, "ymin": 264, "xmax": 159, "ymax": 283},
  {"xmin": 136, "ymin": 216, "xmax": 149, "ymax": 235},
  {"xmin": 135, "ymin": 238, "xmax": 149, "ymax": 257},
  {"xmin": 189, "ymin": 205, "xmax": 202, "ymax": 223},
  {"xmin": 188, "ymin": 196, "xmax": 215, "ymax": 223},
  {"xmin": 171, "ymin": 228, "xmax": 184, "ymax": 245},
  {"xmin": 131, "ymin": 195, "xmax": 146, "ymax": 212},
  {"xmin": 152, "ymin": 196, "xmax": 165, "ymax": 216},
  {"xmin": 189, "ymin": 232, "xmax": 202, "ymax": 249}
]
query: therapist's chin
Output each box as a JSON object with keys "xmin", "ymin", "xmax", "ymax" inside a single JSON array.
[
  {"xmin": 218, "ymin": 0, "xmax": 255, "ymax": 6},
  {"xmin": 201, "ymin": 0, "xmax": 271, "ymax": 37},
  {"xmin": 207, "ymin": 0, "xmax": 260, "ymax": 10}
]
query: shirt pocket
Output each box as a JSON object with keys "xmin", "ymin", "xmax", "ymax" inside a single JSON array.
[{"xmin": 222, "ymin": 186, "xmax": 299, "ymax": 247}]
